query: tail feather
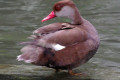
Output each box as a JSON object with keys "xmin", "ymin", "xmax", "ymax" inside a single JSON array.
[
  {"xmin": 20, "ymin": 40, "xmax": 37, "ymax": 45},
  {"xmin": 17, "ymin": 45, "xmax": 44, "ymax": 64}
]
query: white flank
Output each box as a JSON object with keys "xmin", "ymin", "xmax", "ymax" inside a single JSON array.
[{"xmin": 52, "ymin": 44, "xmax": 66, "ymax": 51}]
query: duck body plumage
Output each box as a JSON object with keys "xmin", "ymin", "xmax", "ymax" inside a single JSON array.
[
  {"xmin": 18, "ymin": 20, "xmax": 99, "ymax": 70},
  {"xmin": 17, "ymin": 0, "xmax": 100, "ymax": 71}
]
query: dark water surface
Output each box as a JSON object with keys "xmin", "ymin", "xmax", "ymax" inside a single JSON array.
[{"xmin": 0, "ymin": 0, "xmax": 120, "ymax": 80}]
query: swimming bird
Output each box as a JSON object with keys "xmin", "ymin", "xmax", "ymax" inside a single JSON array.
[{"xmin": 17, "ymin": 0, "xmax": 100, "ymax": 76}]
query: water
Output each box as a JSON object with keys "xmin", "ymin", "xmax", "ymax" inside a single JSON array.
[{"xmin": 0, "ymin": 0, "xmax": 120, "ymax": 80}]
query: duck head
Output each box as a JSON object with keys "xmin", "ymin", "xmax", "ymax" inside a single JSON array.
[{"xmin": 42, "ymin": 0, "xmax": 83, "ymax": 24}]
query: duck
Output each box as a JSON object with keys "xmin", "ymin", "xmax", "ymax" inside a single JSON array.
[{"xmin": 17, "ymin": 0, "xmax": 100, "ymax": 75}]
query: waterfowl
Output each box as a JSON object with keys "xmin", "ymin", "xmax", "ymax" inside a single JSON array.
[{"xmin": 17, "ymin": 0, "xmax": 100, "ymax": 75}]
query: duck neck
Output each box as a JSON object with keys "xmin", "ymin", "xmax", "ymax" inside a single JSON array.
[{"xmin": 71, "ymin": 8, "xmax": 83, "ymax": 25}]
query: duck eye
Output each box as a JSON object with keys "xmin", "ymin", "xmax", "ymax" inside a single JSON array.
[
  {"xmin": 55, "ymin": 4, "xmax": 64, "ymax": 11},
  {"xmin": 55, "ymin": 5, "xmax": 61, "ymax": 11}
]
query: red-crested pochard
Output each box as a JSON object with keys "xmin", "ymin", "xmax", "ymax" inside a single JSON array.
[{"xmin": 17, "ymin": 0, "xmax": 100, "ymax": 75}]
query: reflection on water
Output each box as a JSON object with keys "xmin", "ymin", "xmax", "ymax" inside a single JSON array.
[{"xmin": 0, "ymin": 0, "xmax": 120, "ymax": 79}]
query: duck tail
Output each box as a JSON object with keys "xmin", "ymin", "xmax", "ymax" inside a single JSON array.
[{"xmin": 17, "ymin": 45, "xmax": 44, "ymax": 64}]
